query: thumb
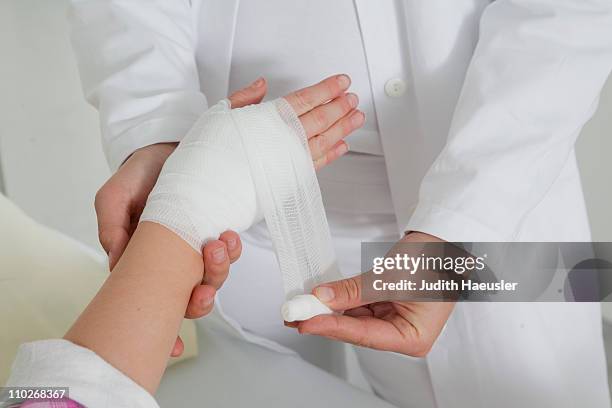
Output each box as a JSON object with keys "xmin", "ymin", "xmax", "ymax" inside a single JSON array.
[
  {"xmin": 99, "ymin": 226, "xmax": 130, "ymax": 270},
  {"xmin": 312, "ymin": 274, "xmax": 369, "ymax": 312},
  {"xmin": 228, "ymin": 77, "xmax": 267, "ymax": 108}
]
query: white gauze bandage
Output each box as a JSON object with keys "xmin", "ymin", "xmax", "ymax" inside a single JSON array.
[{"xmin": 140, "ymin": 99, "xmax": 341, "ymax": 322}]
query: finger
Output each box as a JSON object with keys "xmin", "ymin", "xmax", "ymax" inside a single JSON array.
[
  {"xmin": 312, "ymin": 274, "xmax": 370, "ymax": 312},
  {"xmin": 313, "ymin": 140, "xmax": 349, "ymax": 171},
  {"xmin": 101, "ymin": 227, "xmax": 130, "ymax": 270},
  {"xmin": 284, "ymin": 74, "xmax": 351, "ymax": 116},
  {"xmin": 170, "ymin": 336, "xmax": 184, "ymax": 358},
  {"xmin": 185, "ymin": 284, "xmax": 216, "ymax": 319},
  {"xmin": 297, "ymin": 314, "xmax": 417, "ymax": 355},
  {"xmin": 219, "ymin": 230, "xmax": 242, "ymax": 264},
  {"xmin": 94, "ymin": 187, "xmax": 132, "ymax": 270},
  {"xmin": 202, "ymin": 240, "xmax": 230, "ymax": 289},
  {"xmin": 228, "ymin": 77, "xmax": 267, "ymax": 108},
  {"xmin": 309, "ymin": 109, "xmax": 364, "ymax": 160},
  {"xmin": 299, "ymin": 93, "xmax": 358, "ymax": 139}
]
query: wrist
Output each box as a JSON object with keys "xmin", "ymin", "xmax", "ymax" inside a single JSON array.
[
  {"xmin": 130, "ymin": 142, "xmax": 178, "ymax": 167},
  {"xmin": 118, "ymin": 221, "xmax": 204, "ymax": 286}
]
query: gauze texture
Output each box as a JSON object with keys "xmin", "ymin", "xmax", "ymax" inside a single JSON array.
[{"xmin": 140, "ymin": 99, "xmax": 340, "ymax": 320}]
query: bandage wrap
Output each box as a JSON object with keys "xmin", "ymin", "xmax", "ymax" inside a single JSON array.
[{"xmin": 141, "ymin": 99, "xmax": 340, "ymax": 321}]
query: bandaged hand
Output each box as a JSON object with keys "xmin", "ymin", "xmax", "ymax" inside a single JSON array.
[
  {"xmin": 95, "ymin": 76, "xmax": 359, "ymax": 269},
  {"xmin": 96, "ymin": 75, "xmax": 362, "ymax": 357},
  {"xmin": 141, "ymin": 74, "xmax": 362, "ymax": 251}
]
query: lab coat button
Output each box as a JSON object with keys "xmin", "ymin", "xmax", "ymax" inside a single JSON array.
[{"xmin": 384, "ymin": 78, "xmax": 407, "ymax": 97}]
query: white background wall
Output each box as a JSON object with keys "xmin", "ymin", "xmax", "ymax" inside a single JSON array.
[
  {"xmin": 0, "ymin": 0, "xmax": 109, "ymax": 250},
  {"xmin": 1, "ymin": 0, "xmax": 611, "ymax": 251}
]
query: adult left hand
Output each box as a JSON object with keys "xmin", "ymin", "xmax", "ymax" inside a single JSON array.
[
  {"xmin": 173, "ymin": 74, "xmax": 364, "ymax": 356},
  {"xmin": 291, "ymin": 232, "xmax": 455, "ymax": 357}
]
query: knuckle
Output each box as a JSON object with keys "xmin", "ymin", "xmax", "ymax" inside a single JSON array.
[
  {"xmin": 232, "ymin": 90, "xmax": 248, "ymax": 100},
  {"xmin": 97, "ymin": 231, "xmax": 113, "ymax": 251},
  {"xmin": 326, "ymin": 150, "xmax": 339, "ymax": 166},
  {"xmin": 312, "ymin": 109, "xmax": 329, "ymax": 130},
  {"xmin": 206, "ymin": 267, "xmax": 229, "ymax": 287},
  {"xmin": 339, "ymin": 95, "xmax": 352, "ymax": 113},
  {"xmin": 229, "ymin": 251, "xmax": 241, "ymax": 263},
  {"xmin": 295, "ymin": 89, "xmax": 313, "ymax": 111},
  {"xmin": 341, "ymin": 277, "xmax": 361, "ymax": 302},
  {"xmin": 330, "ymin": 315, "xmax": 343, "ymax": 334},
  {"xmin": 410, "ymin": 341, "xmax": 433, "ymax": 357},
  {"xmin": 313, "ymin": 156, "xmax": 326, "ymax": 171},
  {"xmin": 323, "ymin": 79, "xmax": 338, "ymax": 98},
  {"xmin": 315, "ymin": 134, "xmax": 330, "ymax": 154},
  {"xmin": 207, "ymin": 262, "xmax": 228, "ymax": 277},
  {"xmin": 93, "ymin": 187, "xmax": 107, "ymax": 210},
  {"xmin": 95, "ymin": 182, "xmax": 125, "ymax": 212},
  {"xmin": 353, "ymin": 323, "xmax": 369, "ymax": 348},
  {"xmin": 341, "ymin": 115, "xmax": 354, "ymax": 135}
]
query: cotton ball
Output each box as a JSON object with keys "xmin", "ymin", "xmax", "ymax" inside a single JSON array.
[{"xmin": 281, "ymin": 294, "xmax": 334, "ymax": 322}]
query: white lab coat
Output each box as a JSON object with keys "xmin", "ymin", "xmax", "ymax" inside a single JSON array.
[{"xmin": 64, "ymin": 0, "xmax": 612, "ymax": 407}]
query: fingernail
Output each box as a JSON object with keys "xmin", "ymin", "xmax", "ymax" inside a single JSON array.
[
  {"xmin": 252, "ymin": 77, "xmax": 265, "ymax": 88},
  {"xmin": 227, "ymin": 238, "xmax": 237, "ymax": 250},
  {"xmin": 213, "ymin": 247, "xmax": 226, "ymax": 264},
  {"xmin": 337, "ymin": 74, "xmax": 350, "ymax": 88},
  {"xmin": 351, "ymin": 111, "xmax": 365, "ymax": 127},
  {"xmin": 347, "ymin": 93, "xmax": 358, "ymax": 108},
  {"xmin": 314, "ymin": 286, "xmax": 335, "ymax": 303},
  {"xmin": 337, "ymin": 142, "xmax": 349, "ymax": 155},
  {"xmin": 202, "ymin": 295, "xmax": 214, "ymax": 307}
]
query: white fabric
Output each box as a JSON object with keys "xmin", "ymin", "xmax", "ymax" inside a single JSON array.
[
  {"xmin": 229, "ymin": 0, "xmax": 383, "ymax": 156},
  {"xmin": 404, "ymin": 0, "xmax": 612, "ymax": 242},
  {"xmin": 317, "ymin": 153, "xmax": 395, "ymax": 215},
  {"xmin": 6, "ymin": 340, "xmax": 159, "ymax": 408},
  {"xmin": 140, "ymin": 98, "xmax": 340, "ymax": 319},
  {"xmin": 68, "ymin": 1, "xmax": 612, "ymax": 407},
  {"xmin": 156, "ymin": 317, "xmax": 395, "ymax": 408}
]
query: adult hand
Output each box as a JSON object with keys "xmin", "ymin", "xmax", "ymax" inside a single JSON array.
[
  {"xmin": 95, "ymin": 74, "xmax": 361, "ymax": 268},
  {"xmin": 282, "ymin": 73, "xmax": 364, "ymax": 169},
  {"xmin": 95, "ymin": 74, "xmax": 364, "ymax": 356},
  {"xmin": 292, "ymin": 232, "xmax": 455, "ymax": 357}
]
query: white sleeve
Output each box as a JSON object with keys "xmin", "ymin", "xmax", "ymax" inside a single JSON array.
[
  {"xmin": 6, "ymin": 339, "xmax": 159, "ymax": 408},
  {"xmin": 406, "ymin": 0, "xmax": 612, "ymax": 241},
  {"xmin": 68, "ymin": 0, "xmax": 207, "ymax": 170}
]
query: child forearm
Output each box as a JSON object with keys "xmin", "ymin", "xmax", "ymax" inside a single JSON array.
[{"xmin": 64, "ymin": 221, "xmax": 203, "ymax": 393}]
